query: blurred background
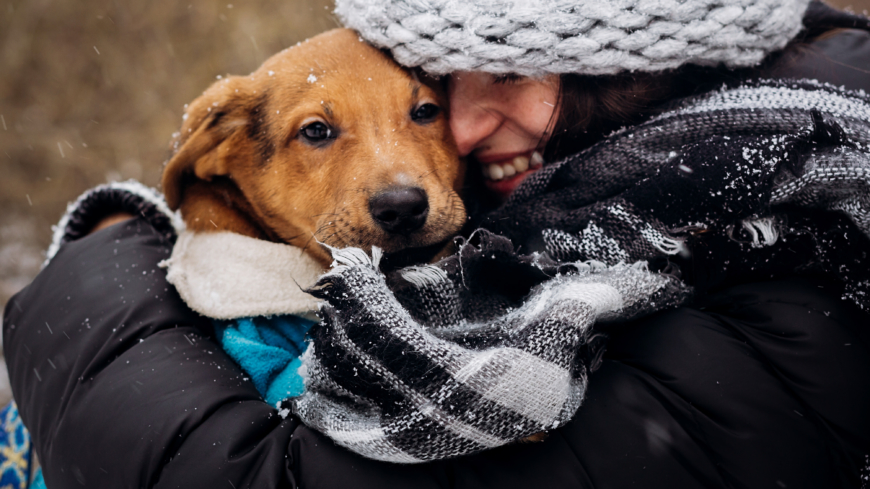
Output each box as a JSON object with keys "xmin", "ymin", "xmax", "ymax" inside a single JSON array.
[
  {"xmin": 0, "ymin": 0, "xmax": 335, "ymax": 404},
  {"xmin": 0, "ymin": 0, "xmax": 868, "ymax": 404}
]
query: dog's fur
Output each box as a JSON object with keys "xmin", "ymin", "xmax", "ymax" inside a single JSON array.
[{"xmin": 162, "ymin": 29, "xmax": 466, "ymax": 266}]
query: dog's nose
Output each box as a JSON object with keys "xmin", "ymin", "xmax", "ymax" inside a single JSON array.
[{"xmin": 369, "ymin": 187, "xmax": 429, "ymax": 235}]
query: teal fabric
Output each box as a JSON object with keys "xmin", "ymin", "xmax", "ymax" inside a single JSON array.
[
  {"xmin": 0, "ymin": 402, "xmax": 34, "ymax": 489},
  {"xmin": 30, "ymin": 470, "xmax": 45, "ymax": 489},
  {"xmin": 0, "ymin": 314, "xmax": 314, "ymax": 489},
  {"xmin": 214, "ymin": 315, "xmax": 315, "ymax": 406}
]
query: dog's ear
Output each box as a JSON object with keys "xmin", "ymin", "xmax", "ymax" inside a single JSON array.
[{"xmin": 162, "ymin": 77, "xmax": 251, "ymax": 210}]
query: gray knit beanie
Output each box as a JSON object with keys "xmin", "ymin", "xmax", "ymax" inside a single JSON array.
[{"xmin": 335, "ymin": 0, "xmax": 812, "ymax": 76}]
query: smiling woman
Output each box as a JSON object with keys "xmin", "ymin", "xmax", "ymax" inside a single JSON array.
[
  {"xmin": 448, "ymin": 72, "xmax": 559, "ymax": 201},
  {"xmin": 4, "ymin": 1, "xmax": 870, "ymax": 488}
]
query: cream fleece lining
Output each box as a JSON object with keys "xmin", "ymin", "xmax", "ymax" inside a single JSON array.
[{"xmin": 161, "ymin": 231, "xmax": 324, "ymax": 319}]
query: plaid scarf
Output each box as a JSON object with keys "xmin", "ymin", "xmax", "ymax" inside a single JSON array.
[{"xmin": 288, "ymin": 79, "xmax": 870, "ymax": 463}]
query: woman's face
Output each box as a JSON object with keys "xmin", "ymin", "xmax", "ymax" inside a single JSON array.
[{"xmin": 448, "ymin": 72, "xmax": 559, "ymax": 202}]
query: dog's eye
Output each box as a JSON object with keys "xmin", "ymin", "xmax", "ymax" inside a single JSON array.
[
  {"xmin": 300, "ymin": 122, "xmax": 334, "ymax": 143},
  {"xmin": 411, "ymin": 103, "xmax": 440, "ymax": 123}
]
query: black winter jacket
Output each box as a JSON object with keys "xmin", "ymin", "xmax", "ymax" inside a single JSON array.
[{"xmin": 5, "ymin": 14, "xmax": 870, "ymax": 489}]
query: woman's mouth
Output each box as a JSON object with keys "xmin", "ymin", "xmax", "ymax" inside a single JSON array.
[{"xmin": 479, "ymin": 150, "xmax": 544, "ymax": 201}]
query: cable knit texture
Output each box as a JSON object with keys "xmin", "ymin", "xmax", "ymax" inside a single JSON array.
[{"xmin": 336, "ymin": 0, "xmax": 810, "ymax": 75}]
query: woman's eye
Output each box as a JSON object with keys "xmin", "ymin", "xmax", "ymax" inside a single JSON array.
[
  {"xmin": 412, "ymin": 103, "xmax": 440, "ymax": 123},
  {"xmin": 493, "ymin": 74, "xmax": 522, "ymax": 85},
  {"xmin": 300, "ymin": 122, "xmax": 333, "ymax": 142}
]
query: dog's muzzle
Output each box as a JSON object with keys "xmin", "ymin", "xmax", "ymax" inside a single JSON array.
[{"xmin": 369, "ymin": 187, "xmax": 429, "ymax": 235}]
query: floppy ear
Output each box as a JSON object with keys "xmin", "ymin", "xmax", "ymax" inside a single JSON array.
[{"xmin": 162, "ymin": 77, "xmax": 250, "ymax": 210}]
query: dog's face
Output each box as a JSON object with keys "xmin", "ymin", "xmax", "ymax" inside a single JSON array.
[{"xmin": 163, "ymin": 29, "xmax": 466, "ymax": 266}]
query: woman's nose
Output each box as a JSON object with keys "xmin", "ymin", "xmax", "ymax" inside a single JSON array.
[
  {"xmin": 449, "ymin": 101, "xmax": 503, "ymax": 157},
  {"xmin": 448, "ymin": 73, "xmax": 503, "ymax": 157}
]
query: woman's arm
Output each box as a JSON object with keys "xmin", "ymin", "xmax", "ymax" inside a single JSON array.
[
  {"xmin": 5, "ymin": 189, "xmax": 868, "ymax": 488},
  {"xmin": 4, "ymin": 218, "xmax": 298, "ymax": 487},
  {"xmin": 3, "ymin": 215, "xmax": 452, "ymax": 488}
]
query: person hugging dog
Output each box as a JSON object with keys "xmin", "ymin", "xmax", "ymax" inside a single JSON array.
[{"xmin": 4, "ymin": 1, "xmax": 870, "ymax": 488}]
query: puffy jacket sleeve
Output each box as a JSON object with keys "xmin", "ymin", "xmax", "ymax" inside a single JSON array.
[
  {"xmin": 4, "ymin": 219, "xmax": 286, "ymax": 488},
  {"xmin": 6, "ymin": 215, "xmax": 870, "ymax": 489},
  {"xmin": 2, "ymin": 218, "xmax": 452, "ymax": 488}
]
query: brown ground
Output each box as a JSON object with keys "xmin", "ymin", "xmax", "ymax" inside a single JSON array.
[{"xmin": 0, "ymin": 0, "xmax": 868, "ymax": 405}]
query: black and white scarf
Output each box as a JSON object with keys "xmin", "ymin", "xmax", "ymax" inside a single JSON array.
[{"xmin": 287, "ymin": 79, "xmax": 870, "ymax": 463}]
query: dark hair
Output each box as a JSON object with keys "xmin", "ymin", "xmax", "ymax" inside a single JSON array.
[
  {"xmin": 542, "ymin": 1, "xmax": 870, "ymax": 163},
  {"xmin": 543, "ymin": 71, "xmax": 676, "ymax": 162}
]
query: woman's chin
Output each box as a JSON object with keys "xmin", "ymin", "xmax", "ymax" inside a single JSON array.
[{"xmin": 483, "ymin": 169, "xmax": 537, "ymax": 202}]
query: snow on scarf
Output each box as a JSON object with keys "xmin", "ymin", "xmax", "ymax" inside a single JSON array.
[{"xmin": 286, "ymin": 79, "xmax": 870, "ymax": 463}]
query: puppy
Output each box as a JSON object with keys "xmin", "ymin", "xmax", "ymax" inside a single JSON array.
[{"xmin": 162, "ymin": 28, "xmax": 466, "ymax": 266}]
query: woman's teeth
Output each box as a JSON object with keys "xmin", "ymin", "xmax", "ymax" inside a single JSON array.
[{"xmin": 483, "ymin": 151, "xmax": 543, "ymax": 181}]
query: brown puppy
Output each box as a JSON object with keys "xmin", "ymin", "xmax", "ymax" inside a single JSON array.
[{"xmin": 162, "ymin": 29, "xmax": 466, "ymax": 266}]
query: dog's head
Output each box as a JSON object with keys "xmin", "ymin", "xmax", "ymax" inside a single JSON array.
[{"xmin": 163, "ymin": 28, "xmax": 466, "ymax": 266}]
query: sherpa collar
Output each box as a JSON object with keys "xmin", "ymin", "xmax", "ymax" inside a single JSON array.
[{"xmin": 161, "ymin": 231, "xmax": 324, "ymax": 319}]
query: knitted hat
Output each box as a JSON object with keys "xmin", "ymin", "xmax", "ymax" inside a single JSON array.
[{"xmin": 335, "ymin": 0, "xmax": 811, "ymax": 76}]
